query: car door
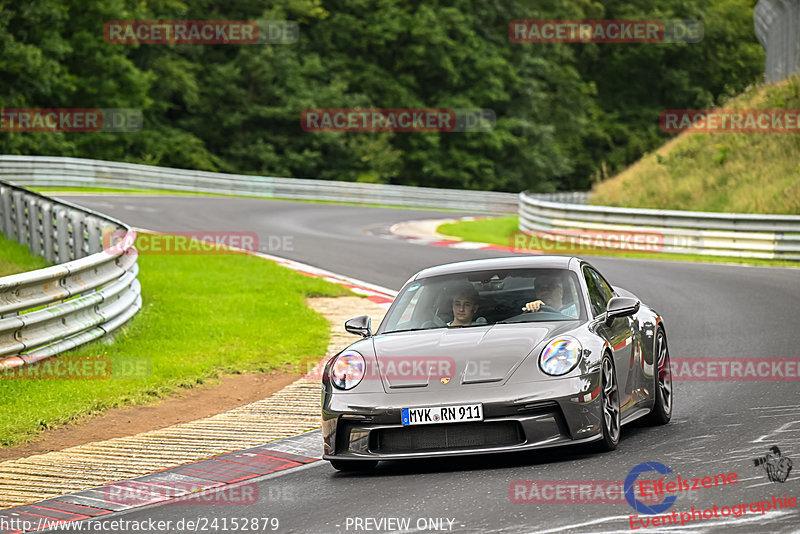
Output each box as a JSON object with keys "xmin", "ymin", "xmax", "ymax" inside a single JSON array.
[{"xmin": 583, "ymin": 266, "xmax": 635, "ymax": 411}]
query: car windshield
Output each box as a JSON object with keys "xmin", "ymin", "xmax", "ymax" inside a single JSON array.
[{"xmin": 379, "ymin": 268, "xmax": 585, "ymax": 334}]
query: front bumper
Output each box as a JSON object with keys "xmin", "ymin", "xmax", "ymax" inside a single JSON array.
[{"xmin": 322, "ymin": 375, "xmax": 604, "ymax": 461}]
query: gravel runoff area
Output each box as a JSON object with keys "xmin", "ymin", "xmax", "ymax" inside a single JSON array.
[{"xmin": 0, "ymin": 296, "xmax": 388, "ymax": 510}]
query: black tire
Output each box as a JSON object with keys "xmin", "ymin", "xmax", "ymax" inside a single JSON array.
[
  {"xmin": 593, "ymin": 353, "xmax": 621, "ymax": 452},
  {"xmin": 644, "ymin": 328, "xmax": 673, "ymax": 425},
  {"xmin": 330, "ymin": 459, "xmax": 378, "ymax": 472}
]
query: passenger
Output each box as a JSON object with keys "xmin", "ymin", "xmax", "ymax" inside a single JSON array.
[{"xmin": 522, "ymin": 274, "xmax": 578, "ymax": 318}]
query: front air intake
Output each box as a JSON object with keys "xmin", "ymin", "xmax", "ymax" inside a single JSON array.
[{"xmin": 372, "ymin": 421, "xmax": 523, "ymax": 453}]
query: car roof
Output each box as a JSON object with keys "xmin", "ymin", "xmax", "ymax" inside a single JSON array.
[{"xmin": 413, "ymin": 255, "xmax": 578, "ymax": 280}]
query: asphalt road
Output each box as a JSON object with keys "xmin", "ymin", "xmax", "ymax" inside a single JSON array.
[{"xmin": 48, "ymin": 195, "xmax": 800, "ymax": 533}]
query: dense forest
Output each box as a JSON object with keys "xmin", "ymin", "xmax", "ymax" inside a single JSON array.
[{"xmin": 0, "ymin": 0, "xmax": 764, "ymax": 192}]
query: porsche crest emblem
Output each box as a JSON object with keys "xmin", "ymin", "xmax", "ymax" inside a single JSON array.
[{"xmin": 441, "ymin": 377, "xmax": 450, "ymax": 384}]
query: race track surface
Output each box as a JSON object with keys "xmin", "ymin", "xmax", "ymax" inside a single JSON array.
[{"xmin": 47, "ymin": 195, "xmax": 800, "ymax": 534}]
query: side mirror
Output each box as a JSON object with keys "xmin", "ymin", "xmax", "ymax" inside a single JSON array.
[
  {"xmin": 345, "ymin": 315, "xmax": 372, "ymax": 337},
  {"xmin": 604, "ymin": 297, "xmax": 640, "ymax": 327}
]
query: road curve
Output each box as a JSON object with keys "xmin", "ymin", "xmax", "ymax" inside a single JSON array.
[{"xmin": 45, "ymin": 195, "xmax": 800, "ymax": 534}]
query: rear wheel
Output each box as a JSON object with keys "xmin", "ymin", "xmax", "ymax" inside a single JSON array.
[
  {"xmin": 645, "ymin": 328, "xmax": 672, "ymax": 425},
  {"xmin": 330, "ymin": 459, "xmax": 378, "ymax": 472},
  {"xmin": 593, "ymin": 354, "xmax": 620, "ymax": 452}
]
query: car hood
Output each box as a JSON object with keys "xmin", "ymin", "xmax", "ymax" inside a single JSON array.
[{"xmin": 371, "ymin": 323, "xmax": 575, "ymax": 392}]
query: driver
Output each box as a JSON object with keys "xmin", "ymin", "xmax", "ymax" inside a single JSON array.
[
  {"xmin": 522, "ymin": 274, "xmax": 578, "ymax": 318},
  {"xmin": 448, "ymin": 282, "xmax": 487, "ymax": 326}
]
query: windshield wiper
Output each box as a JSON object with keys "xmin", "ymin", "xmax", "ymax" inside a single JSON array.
[
  {"xmin": 386, "ymin": 323, "xmax": 493, "ymax": 333},
  {"xmin": 496, "ymin": 316, "xmax": 575, "ymax": 324}
]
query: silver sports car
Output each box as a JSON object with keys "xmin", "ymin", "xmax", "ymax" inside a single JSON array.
[{"xmin": 322, "ymin": 256, "xmax": 672, "ymax": 471}]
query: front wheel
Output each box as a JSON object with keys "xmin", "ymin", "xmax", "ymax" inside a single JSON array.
[
  {"xmin": 644, "ymin": 328, "xmax": 672, "ymax": 425},
  {"xmin": 330, "ymin": 459, "xmax": 378, "ymax": 472},
  {"xmin": 593, "ymin": 354, "xmax": 621, "ymax": 452}
]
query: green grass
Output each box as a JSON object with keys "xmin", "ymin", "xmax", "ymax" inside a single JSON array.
[
  {"xmin": 0, "ymin": 242, "xmax": 352, "ymax": 447},
  {"xmin": 590, "ymin": 75, "xmax": 800, "ymax": 214},
  {"xmin": 437, "ymin": 216, "xmax": 800, "ymax": 268},
  {"xmin": 0, "ymin": 234, "xmax": 51, "ymax": 276},
  {"xmin": 29, "ymin": 186, "xmax": 468, "ymax": 212},
  {"xmin": 438, "ymin": 216, "xmax": 520, "ymax": 245}
]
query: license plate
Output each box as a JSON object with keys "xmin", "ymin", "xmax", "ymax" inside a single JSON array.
[{"xmin": 401, "ymin": 403, "xmax": 483, "ymax": 426}]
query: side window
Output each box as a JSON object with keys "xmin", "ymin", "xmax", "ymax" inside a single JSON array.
[
  {"xmin": 383, "ymin": 283, "xmax": 425, "ymax": 331},
  {"xmin": 583, "ymin": 267, "xmax": 613, "ymax": 317},
  {"xmin": 399, "ymin": 287, "xmax": 423, "ymax": 324},
  {"xmin": 595, "ymin": 272, "xmax": 615, "ymax": 303}
]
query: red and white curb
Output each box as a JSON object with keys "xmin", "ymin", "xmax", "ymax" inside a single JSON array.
[
  {"xmin": 372, "ymin": 217, "xmax": 541, "ymax": 255},
  {"xmin": 254, "ymin": 252, "xmax": 396, "ymax": 307},
  {"xmin": 0, "ymin": 431, "xmax": 323, "ymax": 534}
]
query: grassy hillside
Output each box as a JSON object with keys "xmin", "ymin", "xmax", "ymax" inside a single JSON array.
[{"xmin": 590, "ymin": 76, "xmax": 800, "ymax": 214}]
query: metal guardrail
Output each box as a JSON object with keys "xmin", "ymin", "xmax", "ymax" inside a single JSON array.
[
  {"xmin": 755, "ymin": 0, "xmax": 800, "ymax": 84},
  {"xmin": 518, "ymin": 191, "xmax": 800, "ymax": 260},
  {"xmin": 0, "ymin": 156, "xmax": 588, "ymax": 213},
  {"xmin": 0, "ymin": 182, "xmax": 141, "ymax": 370}
]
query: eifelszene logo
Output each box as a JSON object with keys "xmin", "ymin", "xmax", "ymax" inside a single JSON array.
[
  {"xmin": 624, "ymin": 461, "xmax": 739, "ymax": 516},
  {"xmin": 625, "ymin": 462, "xmax": 678, "ymax": 515}
]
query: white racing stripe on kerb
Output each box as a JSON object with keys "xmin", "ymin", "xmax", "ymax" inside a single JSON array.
[
  {"xmin": 450, "ymin": 241, "xmax": 490, "ymax": 249},
  {"xmin": 253, "ymin": 251, "xmax": 398, "ymax": 298},
  {"xmin": 265, "ymin": 429, "xmax": 323, "ymax": 459}
]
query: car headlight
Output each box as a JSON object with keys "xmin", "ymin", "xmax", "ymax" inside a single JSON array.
[
  {"xmin": 539, "ymin": 337, "xmax": 582, "ymax": 376},
  {"xmin": 330, "ymin": 351, "xmax": 365, "ymax": 390}
]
